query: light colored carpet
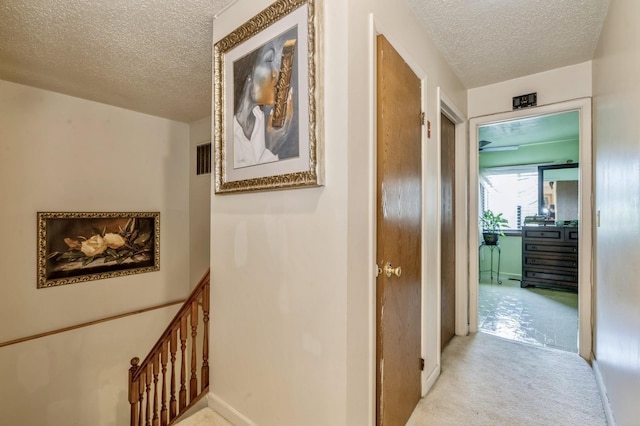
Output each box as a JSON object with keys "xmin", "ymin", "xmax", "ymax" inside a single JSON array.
[
  {"xmin": 174, "ymin": 407, "xmax": 233, "ymax": 426},
  {"xmin": 407, "ymin": 333, "xmax": 606, "ymax": 425}
]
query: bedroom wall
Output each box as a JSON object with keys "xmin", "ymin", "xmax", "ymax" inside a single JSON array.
[
  {"xmin": 592, "ymin": 0, "xmax": 640, "ymax": 424},
  {"xmin": 209, "ymin": 0, "xmax": 466, "ymax": 425},
  {"xmin": 0, "ymin": 79, "xmax": 191, "ymax": 425},
  {"xmin": 479, "ymin": 235, "xmax": 521, "ymax": 280}
]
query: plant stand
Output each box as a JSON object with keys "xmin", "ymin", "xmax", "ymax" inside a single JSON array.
[{"xmin": 479, "ymin": 242, "xmax": 502, "ymax": 284}]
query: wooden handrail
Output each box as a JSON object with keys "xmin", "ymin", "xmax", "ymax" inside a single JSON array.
[
  {"xmin": 0, "ymin": 300, "xmax": 185, "ymax": 348},
  {"xmin": 129, "ymin": 269, "xmax": 210, "ymax": 426}
]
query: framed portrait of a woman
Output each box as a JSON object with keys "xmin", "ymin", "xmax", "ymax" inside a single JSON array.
[{"xmin": 213, "ymin": 0, "xmax": 323, "ymax": 193}]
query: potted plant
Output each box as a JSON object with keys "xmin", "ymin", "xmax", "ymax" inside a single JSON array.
[{"xmin": 480, "ymin": 209, "xmax": 509, "ymax": 246}]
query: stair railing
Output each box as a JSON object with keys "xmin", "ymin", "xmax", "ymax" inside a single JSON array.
[{"xmin": 129, "ymin": 269, "xmax": 210, "ymax": 426}]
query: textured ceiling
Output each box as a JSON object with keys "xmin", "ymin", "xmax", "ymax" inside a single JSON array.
[
  {"xmin": 406, "ymin": 0, "xmax": 610, "ymax": 88},
  {"xmin": 0, "ymin": 0, "xmax": 234, "ymax": 122},
  {"xmin": 0, "ymin": 0, "xmax": 610, "ymax": 123}
]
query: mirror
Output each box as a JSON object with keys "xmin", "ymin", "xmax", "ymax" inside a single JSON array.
[{"xmin": 538, "ymin": 163, "xmax": 579, "ymax": 222}]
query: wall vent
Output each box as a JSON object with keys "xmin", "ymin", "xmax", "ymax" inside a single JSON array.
[{"xmin": 196, "ymin": 143, "xmax": 212, "ymax": 175}]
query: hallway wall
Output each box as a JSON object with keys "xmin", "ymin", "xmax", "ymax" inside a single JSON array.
[
  {"xmin": 0, "ymin": 79, "xmax": 192, "ymax": 424},
  {"xmin": 209, "ymin": 2, "xmax": 350, "ymax": 424},
  {"xmin": 592, "ymin": 0, "xmax": 640, "ymax": 424},
  {"xmin": 189, "ymin": 117, "xmax": 212, "ymax": 287},
  {"xmin": 209, "ymin": 0, "xmax": 466, "ymax": 425},
  {"xmin": 0, "ymin": 305, "xmax": 179, "ymax": 426},
  {"xmin": 0, "ymin": 79, "xmax": 191, "ymax": 341},
  {"xmin": 468, "ymin": 61, "xmax": 592, "ymax": 118}
]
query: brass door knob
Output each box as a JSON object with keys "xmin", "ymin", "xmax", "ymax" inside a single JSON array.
[{"xmin": 384, "ymin": 262, "xmax": 402, "ymax": 278}]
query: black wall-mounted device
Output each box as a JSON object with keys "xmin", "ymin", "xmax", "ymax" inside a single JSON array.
[{"xmin": 512, "ymin": 92, "xmax": 537, "ymax": 109}]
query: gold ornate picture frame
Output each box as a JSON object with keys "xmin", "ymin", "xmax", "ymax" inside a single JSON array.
[
  {"xmin": 213, "ymin": 0, "xmax": 323, "ymax": 193},
  {"xmin": 37, "ymin": 212, "xmax": 160, "ymax": 288}
]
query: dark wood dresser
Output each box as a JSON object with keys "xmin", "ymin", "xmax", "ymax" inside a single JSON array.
[{"xmin": 521, "ymin": 226, "xmax": 578, "ymax": 291}]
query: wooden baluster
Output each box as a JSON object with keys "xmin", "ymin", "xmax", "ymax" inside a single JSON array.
[
  {"xmin": 129, "ymin": 270, "xmax": 211, "ymax": 426},
  {"xmin": 160, "ymin": 341, "xmax": 169, "ymax": 426},
  {"xmin": 190, "ymin": 299, "xmax": 199, "ymax": 401},
  {"xmin": 138, "ymin": 369, "xmax": 146, "ymax": 426},
  {"xmin": 152, "ymin": 354, "xmax": 160, "ymax": 426},
  {"xmin": 145, "ymin": 364, "xmax": 152, "ymax": 426},
  {"xmin": 129, "ymin": 358, "xmax": 140, "ymax": 426},
  {"xmin": 202, "ymin": 283, "xmax": 210, "ymax": 390},
  {"xmin": 169, "ymin": 327, "xmax": 178, "ymax": 420},
  {"xmin": 179, "ymin": 316, "xmax": 188, "ymax": 411}
]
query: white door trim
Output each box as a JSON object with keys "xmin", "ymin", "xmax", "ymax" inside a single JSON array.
[{"xmin": 467, "ymin": 98, "xmax": 593, "ymax": 360}]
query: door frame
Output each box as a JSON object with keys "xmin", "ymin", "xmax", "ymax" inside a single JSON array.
[
  {"xmin": 466, "ymin": 98, "xmax": 593, "ymax": 360},
  {"xmin": 438, "ymin": 89, "xmax": 468, "ymax": 342}
]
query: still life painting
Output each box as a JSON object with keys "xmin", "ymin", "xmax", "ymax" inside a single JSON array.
[{"xmin": 37, "ymin": 212, "xmax": 160, "ymax": 288}]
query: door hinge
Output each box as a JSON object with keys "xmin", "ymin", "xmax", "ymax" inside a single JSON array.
[
  {"xmin": 420, "ymin": 112, "xmax": 425, "ymax": 125},
  {"xmin": 420, "ymin": 357, "xmax": 425, "ymax": 371}
]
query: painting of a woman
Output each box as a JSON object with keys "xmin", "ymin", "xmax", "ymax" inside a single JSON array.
[{"xmin": 232, "ymin": 27, "xmax": 299, "ymax": 168}]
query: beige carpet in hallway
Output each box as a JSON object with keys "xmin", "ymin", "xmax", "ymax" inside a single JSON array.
[{"xmin": 407, "ymin": 332, "xmax": 606, "ymax": 425}]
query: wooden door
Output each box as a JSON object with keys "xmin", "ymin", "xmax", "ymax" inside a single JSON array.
[
  {"xmin": 376, "ymin": 35, "xmax": 422, "ymax": 426},
  {"xmin": 440, "ymin": 113, "xmax": 456, "ymax": 349}
]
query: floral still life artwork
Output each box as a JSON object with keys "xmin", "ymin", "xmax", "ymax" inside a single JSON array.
[{"xmin": 37, "ymin": 212, "xmax": 160, "ymax": 288}]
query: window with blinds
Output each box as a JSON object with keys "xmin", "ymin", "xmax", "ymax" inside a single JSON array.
[{"xmin": 480, "ymin": 165, "xmax": 539, "ymax": 230}]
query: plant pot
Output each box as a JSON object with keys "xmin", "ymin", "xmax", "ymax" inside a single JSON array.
[{"xmin": 482, "ymin": 232, "xmax": 499, "ymax": 246}]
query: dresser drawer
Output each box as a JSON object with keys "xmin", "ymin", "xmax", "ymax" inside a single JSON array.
[
  {"xmin": 523, "ymin": 268, "xmax": 578, "ymax": 283},
  {"xmin": 565, "ymin": 227, "xmax": 579, "ymax": 241},
  {"xmin": 521, "ymin": 279, "xmax": 578, "ymax": 291},
  {"xmin": 523, "ymin": 255, "xmax": 578, "ymax": 269},
  {"xmin": 523, "ymin": 243, "xmax": 578, "ymax": 255},
  {"xmin": 522, "ymin": 228, "xmax": 563, "ymax": 240},
  {"xmin": 521, "ymin": 226, "xmax": 579, "ymax": 292}
]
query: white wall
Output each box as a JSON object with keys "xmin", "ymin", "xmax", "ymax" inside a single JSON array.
[
  {"xmin": 210, "ymin": 2, "xmax": 349, "ymax": 425},
  {"xmin": 189, "ymin": 117, "xmax": 212, "ymax": 286},
  {"xmin": 592, "ymin": 0, "xmax": 640, "ymax": 424},
  {"xmin": 0, "ymin": 80, "xmax": 192, "ymax": 424},
  {"xmin": 209, "ymin": 1, "xmax": 466, "ymax": 425},
  {"xmin": 0, "ymin": 305, "xmax": 179, "ymax": 426},
  {"xmin": 468, "ymin": 61, "xmax": 592, "ymax": 118}
]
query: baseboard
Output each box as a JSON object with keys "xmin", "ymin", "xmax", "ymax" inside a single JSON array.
[
  {"xmin": 479, "ymin": 272, "xmax": 522, "ymax": 282},
  {"xmin": 504, "ymin": 273, "xmax": 522, "ymax": 280},
  {"xmin": 208, "ymin": 392, "xmax": 257, "ymax": 426},
  {"xmin": 592, "ymin": 359, "xmax": 616, "ymax": 426}
]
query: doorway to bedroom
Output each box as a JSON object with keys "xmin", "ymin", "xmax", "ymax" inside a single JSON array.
[{"xmin": 475, "ymin": 109, "xmax": 582, "ymax": 353}]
